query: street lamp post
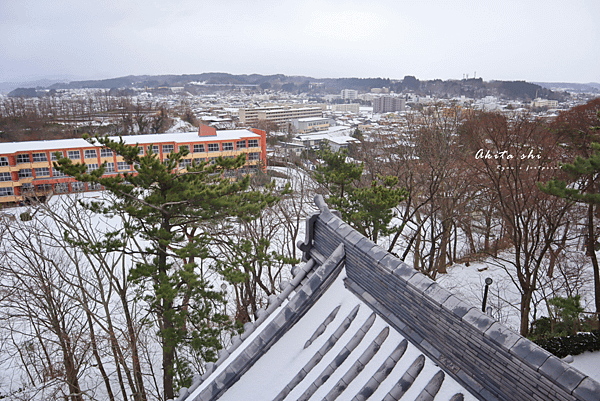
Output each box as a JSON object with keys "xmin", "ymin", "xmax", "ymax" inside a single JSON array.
[{"xmin": 482, "ymin": 277, "xmax": 493, "ymax": 313}]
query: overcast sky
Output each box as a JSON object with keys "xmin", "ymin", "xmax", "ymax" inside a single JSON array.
[{"xmin": 1, "ymin": 0, "xmax": 598, "ymax": 83}]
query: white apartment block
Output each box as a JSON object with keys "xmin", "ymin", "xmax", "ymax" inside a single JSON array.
[
  {"xmin": 238, "ymin": 106, "xmax": 323, "ymax": 127},
  {"xmin": 341, "ymin": 89, "xmax": 358, "ymax": 100}
]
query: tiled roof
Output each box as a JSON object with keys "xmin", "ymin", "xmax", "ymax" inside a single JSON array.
[{"xmin": 178, "ymin": 196, "xmax": 600, "ymax": 401}]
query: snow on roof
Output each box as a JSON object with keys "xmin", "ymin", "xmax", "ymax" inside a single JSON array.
[
  {"xmin": 0, "ymin": 130, "xmax": 260, "ymax": 154},
  {"xmin": 296, "ymin": 117, "xmax": 329, "ymax": 122}
]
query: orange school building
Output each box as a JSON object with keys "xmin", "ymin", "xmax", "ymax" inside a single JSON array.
[{"xmin": 0, "ymin": 125, "xmax": 267, "ymax": 206}]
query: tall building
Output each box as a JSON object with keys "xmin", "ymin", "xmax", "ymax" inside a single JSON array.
[
  {"xmin": 373, "ymin": 96, "xmax": 406, "ymax": 113},
  {"xmin": 0, "ymin": 125, "xmax": 266, "ymax": 206}
]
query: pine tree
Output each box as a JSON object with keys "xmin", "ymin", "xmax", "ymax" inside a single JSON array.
[
  {"xmin": 540, "ymin": 139, "xmax": 600, "ymax": 317},
  {"xmin": 314, "ymin": 145, "xmax": 407, "ymax": 244},
  {"xmin": 56, "ymin": 134, "xmax": 279, "ymax": 400}
]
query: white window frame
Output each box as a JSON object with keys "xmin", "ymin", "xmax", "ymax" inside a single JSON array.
[
  {"xmin": 117, "ymin": 161, "xmax": 131, "ymax": 171},
  {"xmin": 84, "ymin": 149, "xmax": 98, "ymax": 159},
  {"xmin": 100, "ymin": 148, "xmax": 114, "ymax": 158},
  {"xmin": 67, "ymin": 150, "xmax": 81, "ymax": 160},
  {"xmin": 16, "ymin": 154, "xmax": 30, "ymax": 164},
  {"xmin": 0, "ymin": 187, "xmax": 15, "ymax": 197},
  {"xmin": 32, "ymin": 153, "xmax": 48, "ymax": 162},
  {"xmin": 18, "ymin": 169, "xmax": 32, "ymax": 178},
  {"xmin": 34, "ymin": 167, "xmax": 50, "ymax": 177}
]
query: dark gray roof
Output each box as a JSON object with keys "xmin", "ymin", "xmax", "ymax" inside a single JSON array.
[{"xmin": 178, "ymin": 196, "xmax": 600, "ymax": 401}]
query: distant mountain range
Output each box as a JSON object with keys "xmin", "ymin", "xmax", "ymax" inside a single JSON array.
[
  {"xmin": 533, "ymin": 82, "xmax": 600, "ymax": 93},
  {"xmin": 2, "ymin": 73, "xmax": 599, "ymax": 100}
]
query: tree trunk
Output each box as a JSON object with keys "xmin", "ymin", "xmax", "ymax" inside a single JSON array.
[
  {"xmin": 587, "ymin": 204, "xmax": 600, "ymax": 315},
  {"xmin": 520, "ymin": 291, "xmax": 532, "ymax": 337}
]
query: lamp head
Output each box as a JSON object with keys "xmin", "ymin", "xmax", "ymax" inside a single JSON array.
[{"xmin": 485, "ymin": 277, "xmax": 493, "ymax": 286}]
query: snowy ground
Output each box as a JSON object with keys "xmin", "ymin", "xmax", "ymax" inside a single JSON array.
[{"xmin": 571, "ymin": 351, "xmax": 600, "ymax": 382}]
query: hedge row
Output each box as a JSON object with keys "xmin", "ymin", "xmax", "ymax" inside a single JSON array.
[{"xmin": 534, "ymin": 331, "xmax": 600, "ymax": 358}]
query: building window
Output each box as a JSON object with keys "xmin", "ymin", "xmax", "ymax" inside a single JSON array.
[
  {"xmin": 16, "ymin": 154, "xmax": 30, "ymax": 164},
  {"xmin": 34, "ymin": 167, "xmax": 50, "ymax": 177},
  {"xmin": 18, "ymin": 169, "xmax": 33, "ymax": 178},
  {"xmin": 193, "ymin": 144, "xmax": 205, "ymax": 153},
  {"xmin": 100, "ymin": 148, "xmax": 113, "ymax": 158},
  {"xmin": 152, "ymin": 145, "xmax": 160, "ymax": 155},
  {"xmin": 236, "ymin": 140, "xmax": 246, "ymax": 149},
  {"xmin": 88, "ymin": 182, "xmax": 102, "ymax": 191},
  {"xmin": 179, "ymin": 145, "xmax": 189, "ymax": 152},
  {"xmin": 84, "ymin": 149, "xmax": 98, "ymax": 159},
  {"xmin": 51, "ymin": 151, "xmax": 64, "ymax": 161},
  {"xmin": 21, "ymin": 183, "xmax": 33, "ymax": 193},
  {"xmin": 0, "ymin": 157, "xmax": 8, "ymax": 166},
  {"xmin": 87, "ymin": 164, "xmax": 99, "ymax": 172},
  {"xmin": 32, "ymin": 153, "xmax": 48, "ymax": 162},
  {"xmin": 67, "ymin": 150, "xmax": 81, "ymax": 160},
  {"xmin": 222, "ymin": 142, "xmax": 233, "ymax": 151},
  {"xmin": 138, "ymin": 146, "xmax": 145, "ymax": 155},
  {"xmin": 51, "ymin": 167, "xmax": 66, "ymax": 177},
  {"xmin": 54, "ymin": 183, "xmax": 69, "ymax": 193},
  {"xmin": 179, "ymin": 159, "xmax": 192, "ymax": 168},
  {"xmin": 208, "ymin": 157, "xmax": 217, "ymax": 164},
  {"xmin": 207, "ymin": 143, "xmax": 219, "ymax": 152},
  {"xmin": 162, "ymin": 144, "xmax": 174, "ymax": 154},
  {"xmin": 72, "ymin": 182, "xmax": 86, "ymax": 192},
  {"xmin": 117, "ymin": 162, "xmax": 131, "ymax": 171},
  {"xmin": 104, "ymin": 163, "xmax": 115, "ymax": 173},
  {"xmin": 0, "ymin": 187, "xmax": 15, "ymax": 197},
  {"xmin": 248, "ymin": 152, "xmax": 260, "ymax": 161},
  {"xmin": 248, "ymin": 139, "xmax": 259, "ymax": 148},
  {"xmin": 0, "ymin": 172, "xmax": 12, "ymax": 182},
  {"xmin": 193, "ymin": 158, "xmax": 206, "ymax": 165},
  {"xmin": 36, "ymin": 184, "xmax": 52, "ymax": 192}
]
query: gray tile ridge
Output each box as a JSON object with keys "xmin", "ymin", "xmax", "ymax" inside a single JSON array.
[
  {"xmin": 322, "ymin": 326, "xmax": 391, "ymax": 401},
  {"xmin": 186, "ymin": 243, "xmax": 346, "ymax": 401},
  {"xmin": 296, "ymin": 312, "xmax": 378, "ymax": 401},
  {"xmin": 414, "ymin": 370, "xmax": 445, "ymax": 401},
  {"xmin": 382, "ymin": 354, "xmax": 426, "ymax": 401},
  {"xmin": 273, "ymin": 304, "xmax": 362, "ymax": 401},
  {"xmin": 351, "ymin": 339, "xmax": 408, "ymax": 401},
  {"xmin": 304, "ymin": 305, "xmax": 342, "ymax": 349}
]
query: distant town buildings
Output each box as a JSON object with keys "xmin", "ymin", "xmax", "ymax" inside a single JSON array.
[
  {"xmin": 0, "ymin": 125, "xmax": 267, "ymax": 206},
  {"xmin": 373, "ymin": 96, "xmax": 406, "ymax": 113}
]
